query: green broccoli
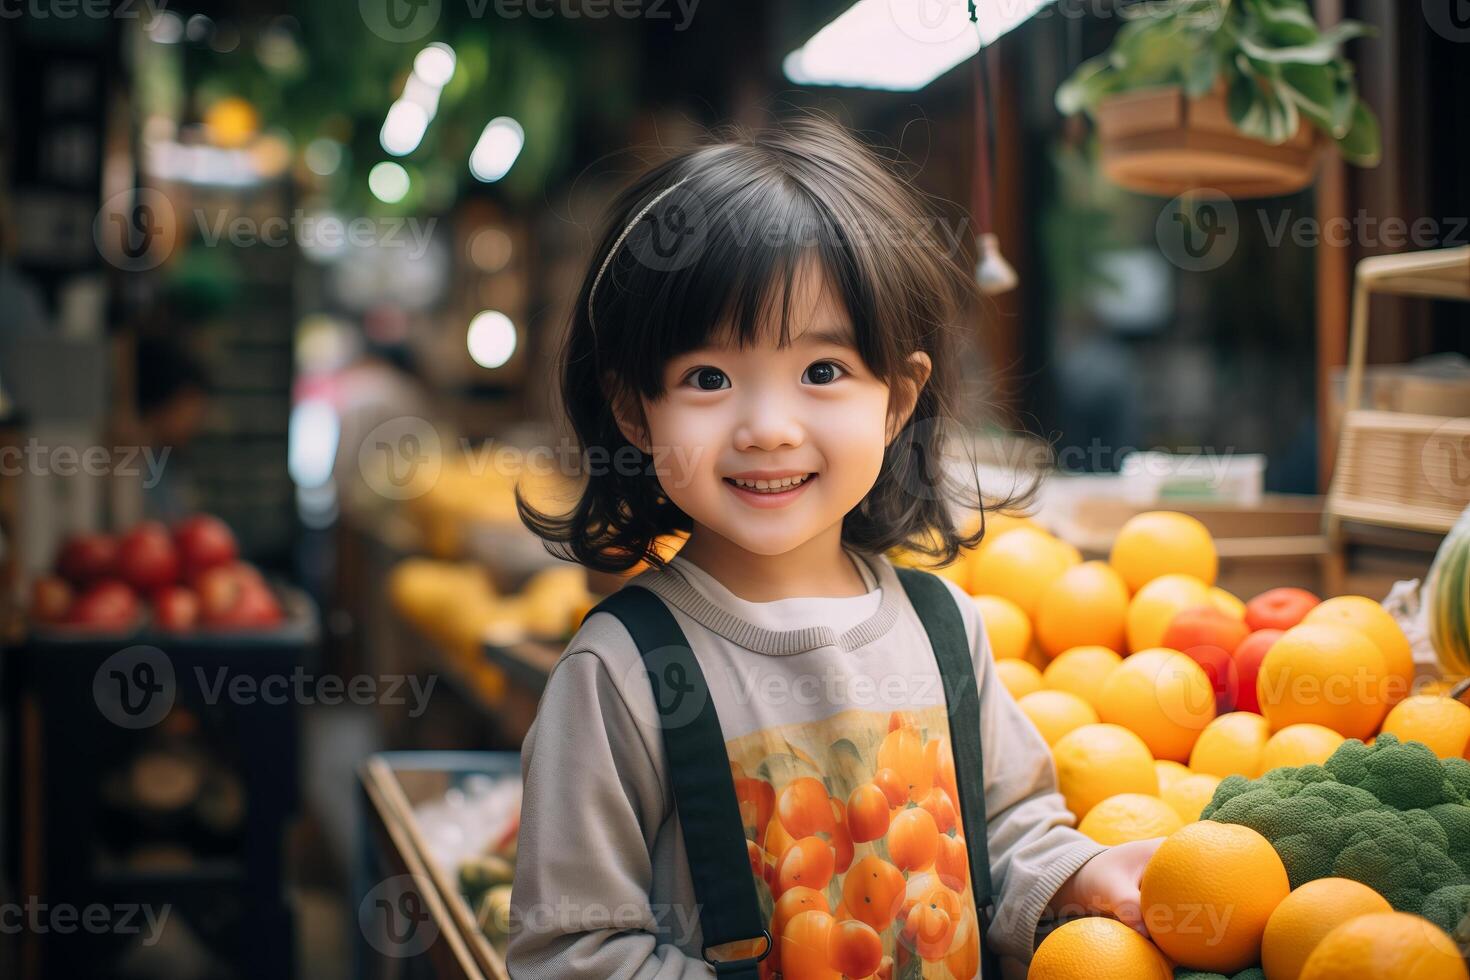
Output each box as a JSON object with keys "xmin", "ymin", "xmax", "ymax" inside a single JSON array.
[
  {"xmin": 1201, "ymin": 733, "xmax": 1470, "ymax": 915},
  {"xmin": 1173, "ymin": 969, "xmax": 1265, "ymax": 980},
  {"xmin": 1422, "ymin": 884, "xmax": 1470, "ymax": 946}
]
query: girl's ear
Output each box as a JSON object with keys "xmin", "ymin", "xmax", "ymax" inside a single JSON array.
[
  {"xmin": 886, "ymin": 350, "xmax": 933, "ymax": 444},
  {"xmin": 606, "ymin": 379, "xmax": 652, "ymax": 454}
]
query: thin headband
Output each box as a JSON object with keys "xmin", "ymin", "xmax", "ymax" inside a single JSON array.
[{"xmin": 586, "ymin": 176, "xmax": 692, "ymax": 336}]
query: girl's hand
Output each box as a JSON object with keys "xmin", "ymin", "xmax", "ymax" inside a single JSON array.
[{"xmin": 1047, "ymin": 838, "xmax": 1165, "ymax": 936}]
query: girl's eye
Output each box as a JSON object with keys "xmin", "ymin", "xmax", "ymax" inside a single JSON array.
[
  {"xmin": 685, "ymin": 367, "xmax": 730, "ymax": 391},
  {"xmin": 802, "ymin": 361, "xmax": 845, "ymax": 386}
]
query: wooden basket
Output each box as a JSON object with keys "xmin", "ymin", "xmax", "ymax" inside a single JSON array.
[
  {"xmin": 1096, "ymin": 86, "xmax": 1320, "ymax": 199},
  {"xmin": 1330, "ymin": 411, "xmax": 1470, "ymax": 533}
]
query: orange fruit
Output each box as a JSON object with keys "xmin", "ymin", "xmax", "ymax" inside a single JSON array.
[
  {"xmin": 826, "ymin": 919, "xmax": 883, "ymax": 978},
  {"xmin": 780, "ymin": 909, "xmax": 840, "ymax": 979},
  {"xmin": 971, "ymin": 594, "xmax": 1032, "ymax": 661},
  {"xmin": 1210, "ymin": 586, "xmax": 1247, "ymax": 620},
  {"xmin": 1077, "ymin": 793, "xmax": 1183, "ymax": 845},
  {"xmin": 842, "ymin": 855, "xmax": 905, "ymax": 932},
  {"xmin": 935, "ymin": 833, "xmax": 969, "ymax": 891},
  {"xmin": 1300, "ymin": 912, "xmax": 1469, "ymax": 980},
  {"xmin": 1110, "ymin": 511, "xmax": 1219, "ymax": 592},
  {"xmin": 1189, "ymin": 711, "xmax": 1270, "ymax": 779},
  {"xmin": 827, "ymin": 799, "xmax": 853, "ymax": 874},
  {"xmin": 1304, "ymin": 596, "xmax": 1415, "ymax": 707},
  {"xmin": 1154, "ymin": 759, "xmax": 1192, "ymax": 795},
  {"xmin": 846, "ymin": 784, "xmax": 891, "ymax": 843},
  {"xmin": 1043, "ymin": 645, "xmax": 1124, "ymax": 710},
  {"xmin": 876, "ymin": 728, "xmax": 934, "ymax": 803},
  {"xmin": 1261, "ymin": 878, "xmax": 1393, "ymax": 980},
  {"xmin": 1141, "ymin": 822, "xmax": 1290, "ymax": 973},
  {"xmin": 969, "ymin": 527, "xmax": 1078, "ymax": 618},
  {"xmin": 945, "ymin": 907, "xmax": 981, "ymax": 980},
  {"xmin": 1017, "ymin": 690, "xmax": 1099, "ymax": 746},
  {"xmin": 917, "ymin": 788, "xmax": 957, "ymax": 836},
  {"xmin": 872, "ymin": 768, "xmax": 908, "ymax": 808},
  {"xmin": 1380, "ymin": 695, "xmax": 1470, "ymax": 759},
  {"xmin": 1161, "ymin": 772, "xmax": 1222, "ymax": 823},
  {"xmin": 1261, "ymin": 724, "xmax": 1346, "ymax": 771},
  {"xmin": 778, "ymin": 777, "xmax": 836, "ymax": 838},
  {"xmin": 997, "ymin": 659, "xmax": 1044, "ymax": 700},
  {"xmin": 887, "ymin": 807, "xmax": 939, "ymax": 872},
  {"xmin": 1029, "ymin": 916, "xmax": 1173, "ymax": 979},
  {"xmin": 1052, "ymin": 723, "xmax": 1158, "ymax": 819},
  {"xmin": 776, "ymin": 837, "xmax": 835, "ymax": 896},
  {"xmin": 1098, "ymin": 648, "xmax": 1217, "ymax": 763},
  {"xmin": 1256, "ymin": 623, "xmax": 1389, "ymax": 739},
  {"xmin": 771, "ymin": 886, "xmax": 830, "ymax": 957},
  {"xmin": 1034, "ymin": 561, "xmax": 1130, "ymax": 657},
  {"xmin": 1127, "ymin": 574, "xmax": 1214, "ymax": 652}
]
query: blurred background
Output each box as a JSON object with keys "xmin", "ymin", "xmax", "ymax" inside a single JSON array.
[{"xmin": 0, "ymin": 1, "xmax": 1467, "ymax": 978}]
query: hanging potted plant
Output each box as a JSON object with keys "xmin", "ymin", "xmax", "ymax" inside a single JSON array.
[{"xmin": 1056, "ymin": 0, "xmax": 1381, "ymax": 198}]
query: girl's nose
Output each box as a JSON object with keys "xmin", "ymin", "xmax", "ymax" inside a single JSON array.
[{"xmin": 733, "ymin": 399, "xmax": 805, "ymax": 452}]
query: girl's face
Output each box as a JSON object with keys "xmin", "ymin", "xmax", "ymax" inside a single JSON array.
[{"xmin": 618, "ymin": 261, "xmax": 930, "ymax": 560}]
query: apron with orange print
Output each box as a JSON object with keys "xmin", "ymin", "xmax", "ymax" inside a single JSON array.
[{"xmin": 587, "ymin": 568, "xmax": 1001, "ymax": 980}]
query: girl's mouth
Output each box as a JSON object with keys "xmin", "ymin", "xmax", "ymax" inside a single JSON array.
[{"xmin": 723, "ymin": 473, "xmax": 816, "ymax": 507}]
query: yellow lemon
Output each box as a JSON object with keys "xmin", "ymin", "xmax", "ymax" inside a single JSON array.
[
  {"xmin": 1028, "ymin": 916, "xmax": 1172, "ymax": 980},
  {"xmin": 1261, "ymin": 724, "xmax": 1347, "ymax": 771},
  {"xmin": 1141, "ymin": 822, "xmax": 1290, "ymax": 973},
  {"xmin": 1052, "ymin": 724, "xmax": 1158, "ymax": 820},
  {"xmin": 972, "ymin": 594, "xmax": 1032, "ymax": 662},
  {"xmin": 1189, "ymin": 711, "xmax": 1271, "ymax": 779},
  {"xmin": 1127, "ymin": 574, "xmax": 1214, "ymax": 653},
  {"xmin": 1210, "ymin": 586, "xmax": 1247, "ymax": 620},
  {"xmin": 1256, "ymin": 624, "xmax": 1389, "ymax": 740},
  {"xmin": 1300, "ymin": 912, "xmax": 1469, "ymax": 980},
  {"xmin": 1078, "ymin": 793, "xmax": 1183, "ymax": 846},
  {"xmin": 1043, "ymin": 646, "xmax": 1124, "ymax": 711},
  {"xmin": 969, "ymin": 527, "xmax": 1079, "ymax": 618},
  {"xmin": 1035, "ymin": 561, "xmax": 1130, "ymax": 657},
  {"xmin": 1304, "ymin": 596, "xmax": 1416, "ymax": 707},
  {"xmin": 1380, "ymin": 695, "xmax": 1470, "ymax": 759},
  {"xmin": 1098, "ymin": 649, "xmax": 1217, "ymax": 763},
  {"xmin": 1017, "ymin": 690, "xmax": 1099, "ymax": 746},
  {"xmin": 1154, "ymin": 760, "xmax": 1192, "ymax": 795},
  {"xmin": 996, "ymin": 659, "xmax": 1043, "ymax": 700},
  {"xmin": 1162, "ymin": 773, "xmax": 1222, "ymax": 823},
  {"xmin": 1110, "ymin": 511, "xmax": 1219, "ymax": 593},
  {"xmin": 1262, "ymin": 878, "xmax": 1393, "ymax": 980}
]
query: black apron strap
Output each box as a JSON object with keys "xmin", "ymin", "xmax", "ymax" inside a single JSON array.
[
  {"xmin": 895, "ymin": 566, "xmax": 1004, "ymax": 980},
  {"xmin": 586, "ymin": 586, "xmax": 770, "ymax": 978}
]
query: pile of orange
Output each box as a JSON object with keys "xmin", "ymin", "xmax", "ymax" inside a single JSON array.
[{"xmin": 889, "ymin": 509, "xmax": 1470, "ymax": 980}]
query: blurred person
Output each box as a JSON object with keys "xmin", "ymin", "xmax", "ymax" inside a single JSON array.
[{"xmin": 135, "ymin": 337, "xmax": 210, "ymax": 521}]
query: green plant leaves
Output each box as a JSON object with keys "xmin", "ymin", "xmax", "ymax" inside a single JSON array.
[
  {"xmin": 1336, "ymin": 99, "xmax": 1383, "ymax": 167},
  {"xmin": 1056, "ymin": 0, "xmax": 1381, "ymax": 167}
]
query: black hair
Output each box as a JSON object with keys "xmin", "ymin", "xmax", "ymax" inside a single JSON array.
[{"xmin": 520, "ymin": 113, "xmax": 1034, "ymax": 572}]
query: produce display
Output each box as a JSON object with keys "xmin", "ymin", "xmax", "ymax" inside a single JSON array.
[
  {"xmin": 28, "ymin": 515, "xmax": 284, "ymax": 632},
  {"xmin": 411, "ymin": 774, "xmax": 522, "ymax": 956},
  {"xmin": 895, "ymin": 510, "xmax": 1470, "ymax": 978},
  {"xmin": 388, "ymin": 559, "xmax": 596, "ymax": 651}
]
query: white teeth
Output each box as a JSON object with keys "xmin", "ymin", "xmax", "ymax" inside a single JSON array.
[{"xmin": 731, "ymin": 474, "xmax": 811, "ymax": 493}]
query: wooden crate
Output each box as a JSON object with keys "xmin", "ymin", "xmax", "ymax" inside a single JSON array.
[
  {"xmin": 1329, "ymin": 410, "xmax": 1470, "ymax": 535},
  {"xmin": 1055, "ymin": 495, "xmax": 1328, "ymax": 597},
  {"xmin": 357, "ymin": 753, "xmax": 519, "ymax": 980}
]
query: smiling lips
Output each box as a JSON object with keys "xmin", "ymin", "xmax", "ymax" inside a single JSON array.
[{"xmin": 724, "ymin": 472, "xmax": 817, "ymax": 506}]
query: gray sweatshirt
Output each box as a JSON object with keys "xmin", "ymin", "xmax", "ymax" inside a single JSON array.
[{"xmin": 507, "ymin": 550, "xmax": 1106, "ymax": 979}]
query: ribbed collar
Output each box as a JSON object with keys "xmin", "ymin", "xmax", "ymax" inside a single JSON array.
[{"xmin": 631, "ymin": 549, "xmax": 903, "ymax": 656}]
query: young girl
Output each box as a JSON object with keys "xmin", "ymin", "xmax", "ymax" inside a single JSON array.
[{"xmin": 510, "ymin": 115, "xmax": 1161, "ymax": 979}]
